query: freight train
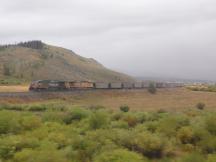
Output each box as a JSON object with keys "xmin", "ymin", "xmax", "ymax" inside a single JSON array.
[{"xmin": 29, "ymin": 80, "xmax": 184, "ymax": 91}]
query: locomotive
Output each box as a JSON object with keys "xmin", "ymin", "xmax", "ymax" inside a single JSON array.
[{"xmin": 29, "ymin": 80, "xmax": 184, "ymax": 91}]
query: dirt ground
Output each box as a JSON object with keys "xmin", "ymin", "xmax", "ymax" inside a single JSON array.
[{"xmin": 0, "ymin": 85, "xmax": 29, "ymax": 92}]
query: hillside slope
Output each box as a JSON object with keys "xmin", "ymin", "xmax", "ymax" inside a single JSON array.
[{"xmin": 0, "ymin": 41, "xmax": 134, "ymax": 84}]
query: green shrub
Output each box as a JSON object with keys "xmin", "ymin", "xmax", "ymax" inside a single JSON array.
[
  {"xmin": 111, "ymin": 121, "xmax": 129, "ymax": 129},
  {"xmin": 42, "ymin": 112, "xmax": 66, "ymax": 123},
  {"xmin": 123, "ymin": 114, "xmax": 138, "ymax": 127},
  {"xmin": 114, "ymin": 129, "xmax": 134, "ymax": 149},
  {"xmin": 120, "ymin": 105, "xmax": 130, "ymax": 112},
  {"xmin": 88, "ymin": 105, "xmax": 106, "ymax": 111},
  {"xmin": 177, "ymin": 127, "xmax": 195, "ymax": 144},
  {"xmin": 205, "ymin": 116, "xmax": 216, "ymax": 135},
  {"xmin": 0, "ymin": 111, "xmax": 21, "ymax": 134},
  {"xmin": 0, "ymin": 137, "xmax": 17, "ymax": 159},
  {"xmin": 145, "ymin": 121, "xmax": 159, "ymax": 133},
  {"xmin": 199, "ymin": 136, "xmax": 216, "ymax": 154},
  {"xmin": 178, "ymin": 153, "xmax": 205, "ymax": 162},
  {"xmin": 14, "ymin": 149, "xmax": 70, "ymax": 162},
  {"xmin": 94, "ymin": 149, "xmax": 145, "ymax": 162},
  {"xmin": 28, "ymin": 105, "xmax": 46, "ymax": 112},
  {"xmin": 196, "ymin": 102, "xmax": 205, "ymax": 110},
  {"xmin": 207, "ymin": 154, "xmax": 216, "ymax": 162},
  {"xmin": 0, "ymin": 104, "xmax": 26, "ymax": 111},
  {"xmin": 148, "ymin": 82, "xmax": 157, "ymax": 94},
  {"xmin": 157, "ymin": 116, "xmax": 189, "ymax": 137},
  {"xmin": 135, "ymin": 112, "xmax": 147, "ymax": 123},
  {"xmin": 20, "ymin": 115, "xmax": 42, "ymax": 130},
  {"xmin": 63, "ymin": 108, "xmax": 90, "ymax": 124},
  {"xmin": 131, "ymin": 132, "xmax": 168, "ymax": 158},
  {"xmin": 71, "ymin": 136, "xmax": 98, "ymax": 162},
  {"xmin": 112, "ymin": 112, "xmax": 123, "ymax": 121},
  {"xmin": 89, "ymin": 111, "xmax": 109, "ymax": 130}
]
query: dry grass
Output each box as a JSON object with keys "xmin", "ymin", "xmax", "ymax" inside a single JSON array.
[
  {"xmin": 1, "ymin": 88, "xmax": 216, "ymax": 112},
  {"xmin": 0, "ymin": 85, "xmax": 29, "ymax": 92},
  {"xmin": 68, "ymin": 88, "xmax": 216, "ymax": 111}
]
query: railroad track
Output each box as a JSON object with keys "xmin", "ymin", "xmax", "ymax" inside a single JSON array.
[
  {"xmin": 0, "ymin": 89, "xmax": 129, "ymax": 98},
  {"xmin": 0, "ymin": 88, "xmax": 181, "ymax": 98},
  {"xmin": 0, "ymin": 90, "xmax": 94, "ymax": 98}
]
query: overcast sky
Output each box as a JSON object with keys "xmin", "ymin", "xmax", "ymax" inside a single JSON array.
[{"xmin": 1, "ymin": 0, "xmax": 216, "ymax": 80}]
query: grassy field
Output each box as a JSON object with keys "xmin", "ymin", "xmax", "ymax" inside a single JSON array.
[
  {"xmin": 1, "ymin": 88, "xmax": 216, "ymax": 112},
  {"xmin": 1, "ymin": 87, "xmax": 216, "ymax": 161},
  {"xmin": 1, "ymin": 97, "xmax": 216, "ymax": 162}
]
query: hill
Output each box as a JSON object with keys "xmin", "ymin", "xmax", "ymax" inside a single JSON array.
[{"xmin": 0, "ymin": 41, "xmax": 134, "ymax": 84}]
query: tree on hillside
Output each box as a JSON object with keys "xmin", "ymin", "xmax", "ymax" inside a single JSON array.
[{"xmin": 17, "ymin": 40, "xmax": 44, "ymax": 49}]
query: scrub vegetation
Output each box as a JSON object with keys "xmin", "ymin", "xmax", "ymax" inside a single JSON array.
[
  {"xmin": 187, "ymin": 85, "xmax": 216, "ymax": 92},
  {"xmin": 0, "ymin": 102, "xmax": 216, "ymax": 162}
]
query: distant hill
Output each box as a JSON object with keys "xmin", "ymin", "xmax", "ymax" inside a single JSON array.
[{"xmin": 0, "ymin": 41, "xmax": 134, "ymax": 84}]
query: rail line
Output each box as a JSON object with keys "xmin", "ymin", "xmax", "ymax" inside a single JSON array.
[
  {"xmin": 0, "ymin": 89, "xmax": 133, "ymax": 98},
  {"xmin": 0, "ymin": 87, "xmax": 183, "ymax": 98}
]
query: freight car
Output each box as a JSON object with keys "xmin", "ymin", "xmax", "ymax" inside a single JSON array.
[
  {"xmin": 110, "ymin": 82, "xmax": 123, "ymax": 89},
  {"xmin": 134, "ymin": 82, "xmax": 142, "ymax": 88},
  {"xmin": 29, "ymin": 80, "xmax": 184, "ymax": 91},
  {"xmin": 66, "ymin": 81, "xmax": 94, "ymax": 90},
  {"xmin": 122, "ymin": 82, "xmax": 134, "ymax": 89},
  {"xmin": 94, "ymin": 82, "xmax": 110, "ymax": 89}
]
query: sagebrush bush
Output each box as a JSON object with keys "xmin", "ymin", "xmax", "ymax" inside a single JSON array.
[
  {"xmin": 14, "ymin": 149, "xmax": 70, "ymax": 162},
  {"xmin": 94, "ymin": 149, "xmax": 145, "ymax": 162},
  {"xmin": 177, "ymin": 127, "xmax": 195, "ymax": 144},
  {"xmin": 148, "ymin": 82, "xmax": 157, "ymax": 94},
  {"xmin": 64, "ymin": 108, "xmax": 90, "ymax": 124},
  {"xmin": 123, "ymin": 114, "xmax": 138, "ymax": 127},
  {"xmin": 1, "ymin": 103, "xmax": 216, "ymax": 162},
  {"xmin": 135, "ymin": 112, "xmax": 147, "ymax": 123},
  {"xmin": 178, "ymin": 153, "xmax": 205, "ymax": 162},
  {"xmin": 157, "ymin": 116, "xmax": 189, "ymax": 137},
  {"xmin": 120, "ymin": 105, "xmax": 130, "ymax": 112},
  {"xmin": 42, "ymin": 112, "xmax": 66, "ymax": 123},
  {"xmin": 205, "ymin": 116, "xmax": 216, "ymax": 135},
  {"xmin": 112, "ymin": 112, "xmax": 123, "ymax": 121},
  {"xmin": 131, "ymin": 132, "xmax": 168, "ymax": 158},
  {"xmin": 0, "ymin": 111, "xmax": 21, "ymax": 134},
  {"xmin": 71, "ymin": 136, "xmax": 98, "ymax": 162},
  {"xmin": 196, "ymin": 102, "xmax": 205, "ymax": 110},
  {"xmin": 199, "ymin": 136, "xmax": 216, "ymax": 154},
  {"xmin": 28, "ymin": 105, "xmax": 46, "ymax": 112},
  {"xmin": 20, "ymin": 115, "xmax": 42, "ymax": 130},
  {"xmin": 89, "ymin": 111, "xmax": 109, "ymax": 130},
  {"xmin": 207, "ymin": 154, "xmax": 216, "ymax": 162}
]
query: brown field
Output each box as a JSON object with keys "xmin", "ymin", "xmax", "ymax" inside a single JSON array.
[
  {"xmin": 1, "ymin": 87, "xmax": 216, "ymax": 112},
  {"xmin": 0, "ymin": 85, "xmax": 29, "ymax": 92}
]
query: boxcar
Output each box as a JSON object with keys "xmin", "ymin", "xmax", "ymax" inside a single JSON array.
[
  {"xmin": 134, "ymin": 82, "xmax": 142, "ymax": 88},
  {"xmin": 67, "ymin": 81, "xmax": 80, "ymax": 89},
  {"xmin": 110, "ymin": 82, "xmax": 123, "ymax": 89},
  {"xmin": 156, "ymin": 82, "xmax": 166, "ymax": 88},
  {"xmin": 68, "ymin": 81, "xmax": 94, "ymax": 89},
  {"xmin": 80, "ymin": 81, "xmax": 94, "ymax": 89},
  {"xmin": 142, "ymin": 81, "xmax": 151, "ymax": 88},
  {"xmin": 122, "ymin": 82, "xmax": 134, "ymax": 89},
  {"xmin": 94, "ymin": 82, "xmax": 110, "ymax": 89}
]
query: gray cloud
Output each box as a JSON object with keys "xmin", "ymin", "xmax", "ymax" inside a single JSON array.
[{"xmin": 1, "ymin": 0, "xmax": 216, "ymax": 80}]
